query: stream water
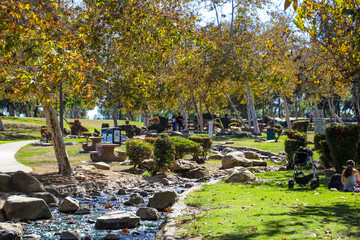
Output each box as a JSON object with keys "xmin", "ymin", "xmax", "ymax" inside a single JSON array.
[{"xmin": 22, "ymin": 189, "xmax": 174, "ymax": 240}]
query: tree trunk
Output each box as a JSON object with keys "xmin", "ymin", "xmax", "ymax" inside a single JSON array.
[
  {"xmin": 146, "ymin": 102, "xmax": 153, "ymax": 119},
  {"xmin": 283, "ymin": 96, "xmax": 292, "ymax": 129},
  {"xmin": 0, "ymin": 117, "xmax": 5, "ymax": 131},
  {"xmin": 42, "ymin": 101, "xmax": 73, "ymax": 175},
  {"xmin": 8, "ymin": 102, "xmax": 15, "ymax": 117},
  {"xmin": 223, "ymin": 91, "xmax": 247, "ymax": 129},
  {"xmin": 246, "ymin": 96, "xmax": 252, "ymax": 128},
  {"xmin": 177, "ymin": 91, "xmax": 188, "ymax": 130},
  {"xmin": 106, "ymin": 83, "xmax": 118, "ymax": 127},
  {"xmin": 191, "ymin": 91, "xmax": 201, "ymax": 131},
  {"xmin": 128, "ymin": 112, "xmax": 134, "ymax": 121},
  {"xmin": 247, "ymin": 84, "xmax": 259, "ymax": 133},
  {"xmin": 328, "ymin": 98, "xmax": 344, "ymax": 125},
  {"xmin": 199, "ymin": 98, "xmax": 204, "ymax": 131}
]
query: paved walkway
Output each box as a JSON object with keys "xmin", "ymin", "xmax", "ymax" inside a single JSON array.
[{"xmin": 0, "ymin": 140, "xmax": 34, "ymax": 173}]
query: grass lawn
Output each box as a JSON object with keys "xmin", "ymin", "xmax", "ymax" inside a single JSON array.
[
  {"xmin": 178, "ymin": 170, "xmax": 360, "ymax": 239},
  {"xmin": 15, "ymin": 139, "xmax": 128, "ymax": 173}
]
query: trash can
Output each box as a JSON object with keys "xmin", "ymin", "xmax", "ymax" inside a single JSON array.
[
  {"xmin": 267, "ymin": 128, "xmax": 275, "ymax": 140},
  {"xmin": 101, "ymin": 128, "xmax": 122, "ymax": 145}
]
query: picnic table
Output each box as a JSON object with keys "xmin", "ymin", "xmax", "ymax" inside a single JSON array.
[
  {"xmin": 90, "ymin": 143, "xmax": 126, "ymax": 162},
  {"xmin": 82, "ymin": 136, "xmax": 104, "ymax": 152}
]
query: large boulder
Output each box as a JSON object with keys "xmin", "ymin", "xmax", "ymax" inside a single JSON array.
[
  {"xmin": 90, "ymin": 162, "xmax": 111, "ymax": 170},
  {"xmin": 185, "ymin": 167, "xmax": 210, "ymax": 179},
  {"xmin": 173, "ymin": 159, "xmax": 199, "ymax": 172},
  {"xmin": 252, "ymin": 160, "xmax": 267, "ymax": 166},
  {"xmin": 148, "ymin": 190, "xmax": 177, "ymax": 211},
  {"xmin": 123, "ymin": 193, "xmax": 144, "ymax": 206},
  {"xmin": 95, "ymin": 211, "xmax": 140, "ymax": 229},
  {"xmin": 136, "ymin": 207, "xmax": 161, "ymax": 220},
  {"xmin": 0, "ymin": 223, "xmax": 22, "ymax": 240},
  {"xmin": 222, "ymin": 155, "xmax": 252, "ymax": 169},
  {"xmin": 225, "ymin": 167, "xmax": 256, "ymax": 183},
  {"xmin": 243, "ymin": 151, "xmax": 260, "ymax": 160},
  {"xmin": 3, "ymin": 195, "xmax": 52, "ymax": 221},
  {"xmin": 222, "ymin": 147, "xmax": 238, "ymax": 155},
  {"xmin": 207, "ymin": 154, "xmax": 223, "ymax": 160},
  {"xmin": 59, "ymin": 197, "xmax": 80, "ymax": 213},
  {"xmin": 0, "ymin": 174, "xmax": 12, "ymax": 192},
  {"xmin": 226, "ymin": 151, "xmax": 246, "ymax": 158},
  {"xmin": 11, "ymin": 171, "xmax": 45, "ymax": 194},
  {"xmin": 60, "ymin": 231, "xmax": 81, "ymax": 240},
  {"xmin": 30, "ymin": 192, "xmax": 59, "ymax": 205},
  {"xmin": 140, "ymin": 159, "xmax": 155, "ymax": 170}
]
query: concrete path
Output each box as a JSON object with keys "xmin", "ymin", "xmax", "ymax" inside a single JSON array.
[{"xmin": 0, "ymin": 140, "xmax": 34, "ymax": 173}]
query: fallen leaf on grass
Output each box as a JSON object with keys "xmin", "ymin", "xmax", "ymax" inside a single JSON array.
[{"xmin": 325, "ymin": 228, "xmax": 332, "ymax": 234}]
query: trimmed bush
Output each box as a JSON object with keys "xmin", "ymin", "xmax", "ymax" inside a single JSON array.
[
  {"xmin": 71, "ymin": 119, "xmax": 88, "ymax": 135},
  {"xmin": 124, "ymin": 124, "xmax": 140, "ymax": 138},
  {"xmin": 125, "ymin": 139, "xmax": 153, "ymax": 168},
  {"xmin": 144, "ymin": 137, "xmax": 157, "ymax": 144},
  {"xmin": 148, "ymin": 123, "xmax": 165, "ymax": 133},
  {"xmin": 292, "ymin": 120, "xmax": 310, "ymax": 133},
  {"xmin": 158, "ymin": 116, "xmax": 169, "ymax": 129},
  {"xmin": 319, "ymin": 140, "xmax": 332, "ymax": 168},
  {"xmin": 284, "ymin": 130, "xmax": 307, "ymax": 168},
  {"xmin": 153, "ymin": 133, "xmax": 175, "ymax": 175},
  {"xmin": 101, "ymin": 123, "xmax": 110, "ymax": 128},
  {"xmin": 325, "ymin": 124, "xmax": 360, "ymax": 172},
  {"xmin": 313, "ymin": 133, "xmax": 326, "ymax": 151},
  {"xmin": 188, "ymin": 136, "xmax": 212, "ymax": 159},
  {"xmin": 170, "ymin": 136, "xmax": 201, "ymax": 160},
  {"xmin": 149, "ymin": 117, "xmax": 160, "ymax": 124}
]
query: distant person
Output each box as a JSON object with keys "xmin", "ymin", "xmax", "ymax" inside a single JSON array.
[
  {"xmin": 341, "ymin": 160, "xmax": 360, "ymax": 192},
  {"xmin": 125, "ymin": 118, "xmax": 130, "ymax": 125},
  {"xmin": 176, "ymin": 113, "xmax": 184, "ymax": 131},
  {"xmin": 172, "ymin": 115, "xmax": 177, "ymax": 131}
]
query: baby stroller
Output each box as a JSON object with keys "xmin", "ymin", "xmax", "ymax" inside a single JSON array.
[{"xmin": 288, "ymin": 147, "xmax": 319, "ymax": 189}]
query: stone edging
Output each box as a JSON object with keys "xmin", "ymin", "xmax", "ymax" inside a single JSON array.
[
  {"xmin": 214, "ymin": 144, "xmax": 286, "ymax": 160},
  {"xmin": 155, "ymin": 179, "xmax": 222, "ymax": 240}
]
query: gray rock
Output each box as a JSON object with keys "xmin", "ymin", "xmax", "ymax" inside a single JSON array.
[
  {"xmin": 207, "ymin": 154, "xmax": 223, "ymax": 160},
  {"xmin": 226, "ymin": 151, "xmax": 246, "ymax": 158},
  {"xmin": 184, "ymin": 183, "xmax": 194, "ymax": 188},
  {"xmin": 222, "ymin": 147, "xmax": 238, "ymax": 155},
  {"xmin": 173, "ymin": 159, "xmax": 199, "ymax": 172},
  {"xmin": 59, "ymin": 197, "xmax": 80, "ymax": 213},
  {"xmin": 95, "ymin": 211, "xmax": 140, "ymax": 229},
  {"xmin": 185, "ymin": 167, "xmax": 210, "ymax": 179},
  {"xmin": 60, "ymin": 231, "xmax": 81, "ymax": 240},
  {"xmin": 222, "ymin": 154, "xmax": 252, "ymax": 169},
  {"xmin": 74, "ymin": 206, "xmax": 91, "ymax": 215},
  {"xmin": 225, "ymin": 168, "xmax": 256, "ymax": 183},
  {"xmin": 0, "ymin": 223, "xmax": 22, "ymax": 240},
  {"xmin": 3, "ymin": 195, "xmax": 52, "ymax": 221},
  {"xmin": 148, "ymin": 190, "xmax": 177, "ymax": 211},
  {"xmin": 140, "ymin": 159, "xmax": 155, "ymax": 170},
  {"xmin": 0, "ymin": 174, "xmax": 11, "ymax": 192},
  {"xmin": 136, "ymin": 207, "xmax": 161, "ymax": 220},
  {"xmin": 124, "ymin": 193, "xmax": 144, "ymax": 206},
  {"xmin": 252, "ymin": 160, "xmax": 267, "ymax": 166},
  {"xmin": 139, "ymin": 191, "xmax": 148, "ymax": 197},
  {"xmin": 0, "ymin": 210, "xmax": 6, "ymax": 222},
  {"xmin": 243, "ymin": 151, "xmax": 260, "ymax": 160},
  {"xmin": 160, "ymin": 178, "xmax": 171, "ymax": 186},
  {"xmin": 105, "ymin": 233, "xmax": 120, "ymax": 240},
  {"xmin": 117, "ymin": 189, "xmax": 127, "ymax": 195},
  {"xmin": 11, "ymin": 171, "xmax": 45, "ymax": 194},
  {"xmin": 74, "ymin": 165, "xmax": 96, "ymax": 171},
  {"xmin": 91, "ymin": 162, "xmax": 111, "ymax": 170},
  {"xmin": 30, "ymin": 192, "xmax": 59, "ymax": 205}
]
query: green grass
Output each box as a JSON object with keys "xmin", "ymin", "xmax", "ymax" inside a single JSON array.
[{"xmin": 179, "ymin": 170, "xmax": 360, "ymax": 239}]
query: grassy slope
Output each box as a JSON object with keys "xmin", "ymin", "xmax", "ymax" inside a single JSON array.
[{"xmin": 180, "ymin": 171, "xmax": 359, "ymax": 240}]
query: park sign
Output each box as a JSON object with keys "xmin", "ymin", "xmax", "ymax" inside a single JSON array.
[
  {"xmin": 313, "ymin": 110, "xmax": 325, "ymax": 134},
  {"xmin": 208, "ymin": 121, "xmax": 214, "ymax": 138}
]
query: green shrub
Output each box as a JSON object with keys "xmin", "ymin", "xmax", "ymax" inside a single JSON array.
[
  {"xmin": 284, "ymin": 130, "xmax": 307, "ymax": 168},
  {"xmin": 325, "ymin": 124, "xmax": 360, "ymax": 172},
  {"xmin": 125, "ymin": 124, "xmax": 138, "ymax": 138},
  {"xmin": 284, "ymin": 139, "xmax": 306, "ymax": 168},
  {"xmin": 158, "ymin": 116, "xmax": 169, "ymax": 129},
  {"xmin": 101, "ymin": 123, "xmax": 110, "ymax": 128},
  {"xmin": 153, "ymin": 133, "xmax": 175, "ymax": 175},
  {"xmin": 170, "ymin": 136, "xmax": 201, "ymax": 160},
  {"xmin": 148, "ymin": 123, "xmax": 165, "ymax": 133},
  {"xmin": 284, "ymin": 130, "xmax": 307, "ymax": 146},
  {"xmin": 314, "ymin": 133, "xmax": 326, "ymax": 151},
  {"xmin": 292, "ymin": 120, "xmax": 310, "ymax": 133},
  {"xmin": 319, "ymin": 140, "xmax": 332, "ymax": 168},
  {"xmin": 188, "ymin": 136, "xmax": 212, "ymax": 159},
  {"xmin": 125, "ymin": 139, "xmax": 153, "ymax": 168},
  {"xmin": 144, "ymin": 137, "xmax": 157, "ymax": 144},
  {"xmin": 93, "ymin": 128, "xmax": 100, "ymax": 137},
  {"xmin": 71, "ymin": 119, "xmax": 88, "ymax": 135}
]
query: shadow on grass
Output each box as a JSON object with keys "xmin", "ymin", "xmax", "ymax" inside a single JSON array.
[{"xmin": 209, "ymin": 202, "xmax": 360, "ymax": 239}]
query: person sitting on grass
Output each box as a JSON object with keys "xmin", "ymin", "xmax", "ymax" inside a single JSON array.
[{"xmin": 341, "ymin": 160, "xmax": 360, "ymax": 192}]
